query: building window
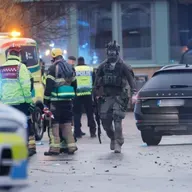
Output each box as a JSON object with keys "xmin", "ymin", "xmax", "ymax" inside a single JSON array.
[
  {"xmin": 121, "ymin": 3, "xmax": 152, "ymax": 60},
  {"xmin": 78, "ymin": 2, "xmax": 112, "ymax": 65},
  {"xmin": 170, "ymin": 0, "xmax": 192, "ymax": 63}
]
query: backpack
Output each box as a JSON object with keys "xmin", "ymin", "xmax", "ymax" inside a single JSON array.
[{"xmin": 55, "ymin": 59, "xmax": 75, "ymax": 84}]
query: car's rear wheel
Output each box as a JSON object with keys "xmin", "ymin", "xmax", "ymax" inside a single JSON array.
[
  {"xmin": 141, "ymin": 130, "xmax": 162, "ymax": 146},
  {"xmin": 33, "ymin": 107, "xmax": 44, "ymax": 141}
]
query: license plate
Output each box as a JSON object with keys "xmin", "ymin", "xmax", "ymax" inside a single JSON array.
[{"xmin": 157, "ymin": 99, "xmax": 184, "ymax": 107}]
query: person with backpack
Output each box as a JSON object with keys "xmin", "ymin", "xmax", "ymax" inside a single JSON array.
[{"xmin": 44, "ymin": 48, "xmax": 78, "ymax": 156}]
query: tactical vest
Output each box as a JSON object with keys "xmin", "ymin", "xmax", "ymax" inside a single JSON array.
[
  {"xmin": 75, "ymin": 65, "xmax": 93, "ymax": 96},
  {"xmin": 102, "ymin": 62, "xmax": 123, "ymax": 87}
]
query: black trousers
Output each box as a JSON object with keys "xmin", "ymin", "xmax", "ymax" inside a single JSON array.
[
  {"xmin": 12, "ymin": 103, "xmax": 34, "ymax": 138},
  {"xmin": 50, "ymin": 101, "xmax": 72, "ymax": 124},
  {"xmin": 73, "ymin": 95, "xmax": 96, "ymax": 136}
]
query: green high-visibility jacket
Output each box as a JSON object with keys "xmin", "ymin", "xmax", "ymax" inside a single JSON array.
[
  {"xmin": 0, "ymin": 55, "xmax": 32, "ymax": 105},
  {"xmin": 75, "ymin": 65, "xmax": 93, "ymax": 96}
]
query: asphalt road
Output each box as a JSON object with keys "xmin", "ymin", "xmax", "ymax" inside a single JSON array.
[{"xmin": 21, "ymin": 113, "xmax": 192, "ymax": 192}]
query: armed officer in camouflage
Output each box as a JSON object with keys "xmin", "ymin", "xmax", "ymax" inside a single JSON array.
[{"xmin": 94, "ymin": 41, "xmax": 136, "ymax": 153}]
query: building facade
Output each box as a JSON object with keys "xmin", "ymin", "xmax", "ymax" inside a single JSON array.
[
  {"xmin": 63, "ymin": 0, "xmax": 192, "ymax": 76},
  {"xmin": 26, "ymin": 0, "xmax": 191, "ymax": 77}
]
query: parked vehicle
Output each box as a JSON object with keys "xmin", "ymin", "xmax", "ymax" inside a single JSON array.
[
  {"xmin": 134, "ymin": 64, "xmax": 192, "ymax": 146},
  {"xmin": 0, "ymin": 31, "xmax": 45, "ymax": 141},
  {"xmin": 0, "ymin": 103, "xmax": 28, "ymax": 190}
]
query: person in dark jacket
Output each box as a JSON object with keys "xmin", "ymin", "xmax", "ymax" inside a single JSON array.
[
  {"xmin": 68, "ymin": 56, "xmax": 76, "ymax": 67},
  {"xmin": 73, "ymin": 57, "xmax": 96, "ymax": 138},
  {"xmin": 180, "ymin": 39, "xmax": 192, "ymax": 64},
  {"xmin": 44, "ymin": 48, "xmax": 77, "ymax": 156}
]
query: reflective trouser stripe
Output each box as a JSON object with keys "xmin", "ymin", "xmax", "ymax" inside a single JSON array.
[
  {"xmin": 60, "ymin": 123, "xmax": 76, "ymax": 149},
  {"xmin": 68, "ymin": 143, "xmax": 77, "ymax": 148},
  {"xmin": 28, "ymin": 136, "xmax": 36, "ymax": 149},
  {"xmin": 48, "ymin": 124, "xmax": 60, "ymax": 151},
  {"xmin": 60, "ymin": 139, "xmax": 67, "ymax": 149}
]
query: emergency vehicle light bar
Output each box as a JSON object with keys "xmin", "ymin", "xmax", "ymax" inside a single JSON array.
[{"xmin": 0, "ymin": 31, "xmax": 21, "ymax": 38}]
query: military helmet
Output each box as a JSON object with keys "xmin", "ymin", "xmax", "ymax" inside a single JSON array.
[
  {"xmin": 105, "ymin": 40, "xmax": 120, "ymax": 53},
  {"xmin": 51, "ymin": 48, "xmax": 63, "ymax": 58}
]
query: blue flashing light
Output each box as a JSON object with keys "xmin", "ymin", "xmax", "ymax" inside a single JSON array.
[
  {"xmin": 78, "ymin": 20, "xmax": 89, "ymax": 27},
  {"xmin": 82, "ymin": 43, "xmax": 88, "ymax": 49},
  {"xmin": 57, "ymin": 19, "xmax": 67, "ymax": 26}
]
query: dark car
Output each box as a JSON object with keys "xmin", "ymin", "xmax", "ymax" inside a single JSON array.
[{"xmin": 134, "ymin": 64, "xmax": 192, "ymax": 146}]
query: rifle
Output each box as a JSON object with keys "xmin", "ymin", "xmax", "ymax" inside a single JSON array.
[{"xmin": 93, "ymin": 97, "xmax": 102, "ymax": 144}]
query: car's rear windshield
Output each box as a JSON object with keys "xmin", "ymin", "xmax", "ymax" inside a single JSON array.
[
  {"xmin": 143, "ymin": 70, "xmax": 192, "ymax": 89},
  {"xmin": 21, "ymin": 46, "xmax": 38, "ymax": 67}
]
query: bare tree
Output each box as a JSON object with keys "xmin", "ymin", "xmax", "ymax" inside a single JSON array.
[
  {"xmin": 19, "ymin": 1, "xmax": 78, "ymax": 43},
  {"xmin": 0, "ymin": 0, "xmax": 24, "ymax": 32},
  {"xmin": 0, "ymin": 0, "xmax": 74, "ymax": 41},
  {"xmin": 0, "ymin": 1, "xmax": 91, "ymax": 44}
]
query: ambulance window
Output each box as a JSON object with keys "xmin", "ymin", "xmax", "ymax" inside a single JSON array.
[
  {"xmin": 21, "ymin": 46, "xmax": 38, "ymax": 67},
  {"xmin": 5, "ymin": 46, "xmax": 38, "ymax": 67}
]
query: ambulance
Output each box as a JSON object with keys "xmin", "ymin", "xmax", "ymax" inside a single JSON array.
[{"xmin": 0, "ymin": 31, "xmax": 45, "ymax": 141}]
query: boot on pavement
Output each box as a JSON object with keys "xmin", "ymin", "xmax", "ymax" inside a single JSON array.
[
  {"xmin": 68, "ymin": 146, "xmax": 78, "ymax": 155},
  {"xmin": 110, "ymin": 140, "xmax": 115, "ymax": 150},
  {"xmin": 114, "ymin": 142, "xmax": 121, "ymax": 153},
  {"xmin": 28, "ymin": 148, "xmax": 36, "ymax": 157},
  {"xmin": 60, "ymin": 148, "xmax": 69, "ymax": 154},
  {"xmin": 44, "ymin": 151, "xmax": 60, "ymax": 156}
]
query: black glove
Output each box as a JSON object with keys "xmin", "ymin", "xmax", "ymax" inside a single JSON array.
[{"xmin": 44, "ymin": 99, "xmax": 50, "ymax": 109}]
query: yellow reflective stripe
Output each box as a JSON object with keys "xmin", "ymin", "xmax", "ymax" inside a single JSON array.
[
  {"xmin": 47, "ymin": 75, "xmax": 55, "ymax": 81},
  {"xmin": 75, "ymin": 66, "xmax": 93, "ymax": 71},
  {"xmin": 1, "ymin": 96, "xmax": 30, "ymax": 104},
  {"xmin": 51, "ymin": 98, "xmax": 72, "ymax": 101},
  {"xmin": 51, "ymin": 92, "xmax": 75, "ymax": 96},
  {"xmin": 21, "ymin": 80, "xmax": 31, "ymax": 85},
  {"xmin": 44, "ymin": 95, "xmax": 51, "ymax": 100},
  {"xmin": 68, "ymin": 143, "xmax": 77, "ymax": 147},
  {"xmin": 0, "ymin": 133, "xmax": 27, "ymax": 160},
  {"xmin": 77, "ymin": 92, "xmax": 91, "ymax": 96},
  {"xmin": 55, "ymin": 78, "xmax": 66, "ymax": 83},
  {"xmin": 28, "ymin": 136, "xmax": 36, "ymax": 149}
]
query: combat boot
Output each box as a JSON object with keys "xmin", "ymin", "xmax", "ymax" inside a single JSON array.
[
  {"xmin": 61, "ymin": 123, "xmax": 78, "ymax": 155},
  {"xmin": 60, "ymin": 148, "xmax": 69, "ymax": 154},
  {"xmin": 60, "ymin": 139, "xmax": 68, "ymax": 153},
  {"xmin": 44, "ymin": 151, "xmax": 60, "ymax": 156},
  {"xmin": 28, "ymin": 135, "xmax": 36, "ymax": 157},
  {"xmin": 90, "ymin": 133, "xmax": 96, "ymax": 138},
  {"xmin": 110, "ymin": 140, "xmax": 115, "ymax": 150},
  {"xmin": 28, "ymin": 148, "xmax": 36, "ymax": 157},
  {"xmin": 114, "ymin": 142, "xmax": 121, "ymax": 153},
  {"xmin": 68, "ymin": 146, "xmax": 78, "ymax": 155}
]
